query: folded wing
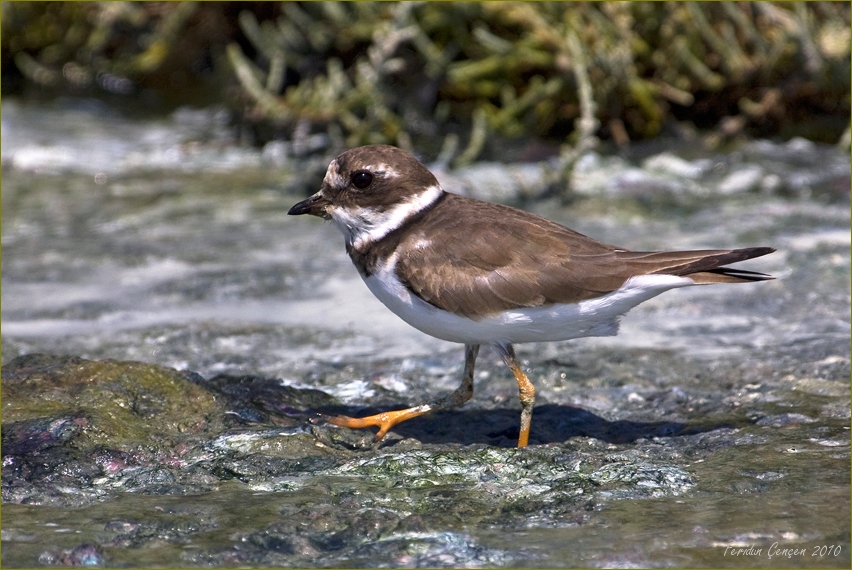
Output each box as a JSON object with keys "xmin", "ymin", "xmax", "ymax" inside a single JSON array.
[{"xmin": 394, "ymin": 194, "xmax": 774, "ymax": 319}]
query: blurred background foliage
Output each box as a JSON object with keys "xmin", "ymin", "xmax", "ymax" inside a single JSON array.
[{"xmin": 2, "ymin": 1, "xmax": 849, "ymax": 164}]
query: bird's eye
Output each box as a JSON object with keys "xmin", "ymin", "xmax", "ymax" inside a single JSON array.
[{"xmin": 351, "ymin": 171, "xmax": 373, "ymax": 189}]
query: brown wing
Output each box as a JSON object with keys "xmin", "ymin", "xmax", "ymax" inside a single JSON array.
[{"xmin": 393, "ymin": 193, "xmax": 774, "ymax": 319}]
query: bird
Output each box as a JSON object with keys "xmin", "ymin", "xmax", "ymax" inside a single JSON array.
[{"xmin": 288, "ymin": 144, "xmax": 775, "ymax": 448}]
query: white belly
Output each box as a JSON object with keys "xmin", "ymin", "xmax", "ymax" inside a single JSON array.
[{"xmin": 361, "ymin": 256, "xmax": 696, "ymax": 345}]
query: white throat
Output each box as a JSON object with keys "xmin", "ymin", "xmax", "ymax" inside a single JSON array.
[{"xmin": 331, "ymin": 184, "xmax": 444, "ymax": 250}]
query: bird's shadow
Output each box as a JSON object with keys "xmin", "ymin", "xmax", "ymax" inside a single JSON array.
[
  {"xmin": 311, "ymin": 402, "xmax": 746, "ymax": 448},
  {"xmin": 201, "ymin": 374, "xmax": 747, "ymax": 448}
]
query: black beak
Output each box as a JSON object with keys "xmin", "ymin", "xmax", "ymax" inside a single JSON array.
[{"xmin": 288, "ymin": 192, "xmax": 331, "ymax": 218}]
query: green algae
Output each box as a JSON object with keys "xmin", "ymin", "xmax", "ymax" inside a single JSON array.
[{"xmin": 2, "ymin": 354, "xmax": 227, "ymax": 452}]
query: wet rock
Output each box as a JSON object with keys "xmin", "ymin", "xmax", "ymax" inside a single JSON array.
[
  {"xmin": 4, "ymin": 337, "xmax": 849, "ymax": 567},
  {"xmin": 201, "ymin": 373, "xmax": 337, "ymax": 427},
  {"xmin": 756, "ymin": 413, "xmax": 817, "ymax": 427},
  {"xmin": 2, "ymin": 415, "xmax": 89, "ymax": 456},
  {"xmin": 103, "ymin": 517, "xmax": 214, "ymax": 549},
  {"xmin": 38, "ymin": 543, "xmax": 105, "ymax": 567},
  {"xmin": 2, "ymin": 354, "xmax": 227, "ymax": 450},
  {"xmin": 1, "ymin": 354, "xmax": 367, "ymax": 507},
  {"xmin": 588, "ymin": 462, "xmax": 695, "ymax": 498}
]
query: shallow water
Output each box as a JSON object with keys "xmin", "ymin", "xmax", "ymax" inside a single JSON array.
[{"xmin": 2, "ymin": 98, "xmax": 849, "ymax": 567}]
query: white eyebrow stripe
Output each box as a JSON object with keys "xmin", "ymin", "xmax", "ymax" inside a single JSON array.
[
  {"xmin": 345, "ymin": 184, "xmax": 444, "ymax": 250},
  {"xmin": 372, "ymin": 164, "xmax": 401, "ymax": 179},
  {"xmin": 323, "ymin": 160, "xmax": 346, "ymax": 190}
]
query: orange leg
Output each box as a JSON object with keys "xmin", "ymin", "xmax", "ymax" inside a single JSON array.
[
  {"xmin": 494, "ymin": 343, "xmax": 535, "ymax": 448},
  {"xmin": 322, "ymin": 344, "xmax": 480, "ymax": 444}
]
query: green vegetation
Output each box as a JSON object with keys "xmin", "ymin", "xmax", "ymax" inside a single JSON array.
[{"xmin": 3, "ymin": 2, "xmax": 849, "ymax": 164}]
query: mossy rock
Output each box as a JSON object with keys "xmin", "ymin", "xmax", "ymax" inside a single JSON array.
[{"xmin": 2, "ymin": 354, "xmax": 228, "ymax": 452}]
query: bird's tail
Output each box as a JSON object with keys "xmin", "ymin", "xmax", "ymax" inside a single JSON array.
[{"xmin": 615, "ymin": 247, "xmax": 776, "ymax": 284}]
